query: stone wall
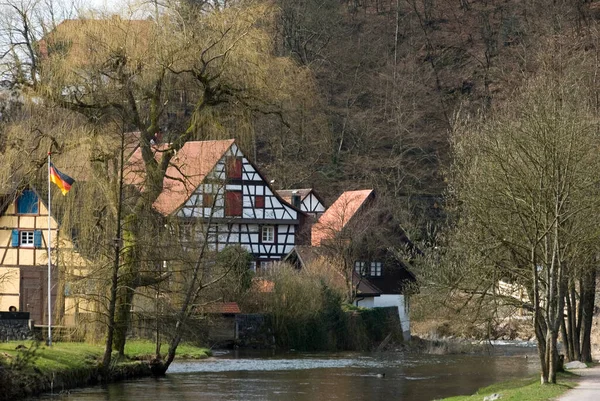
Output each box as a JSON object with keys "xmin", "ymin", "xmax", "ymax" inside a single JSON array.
[{"xmin": 0, "ymin": 312, "xmax": 32, "ymax": 341}]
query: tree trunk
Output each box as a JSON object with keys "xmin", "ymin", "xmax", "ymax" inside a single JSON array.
[
  {"xmin": 535, "ymin": 312, "xmax": 549, "ymax": 383},
  {"xmin": 547, "ymin": 330, "xmax": 559, "ymax": 384},
  {"xmin": 102, "ymin": 131, "xmax": 126, "ymax": 371},
  {"xmin": 112, "ymin": 211, "xmax": 143, "ymax": 357},
  {"xmin": 560, "ymin": 316, "xmax": 572, "ymax": 361},
  {"xmin": 579, "ymin": 268, "xmax": 596, "ymax": 363},
  {"xmin": 570, "ymin": 282, "xmax": 581, "ymax": 361}
]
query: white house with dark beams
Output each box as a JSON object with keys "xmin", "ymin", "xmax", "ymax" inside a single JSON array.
[
  {"xmin": 125, "ymin": 139, "xmax": 306, "ymax": 268},
  {"xmin": 276, "ymin": 189, "xmax": 326, "ymax": 219}
]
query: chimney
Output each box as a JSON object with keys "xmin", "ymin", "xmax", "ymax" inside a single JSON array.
[{"xmin": 291, "ymin": 191, "xmax": 301, "ymax": 209}]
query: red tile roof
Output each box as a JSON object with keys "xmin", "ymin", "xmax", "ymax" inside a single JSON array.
[
  {"xmin": 125, "ymin": 139, "xmax": 234, "ymax": 216},
  {"xmin": 311, "ymin": 189, "xmax": 374, "ymax": 246},
  {"xmin": 204, "ymin": 302, "xmax": 241, "ymax": 314}
]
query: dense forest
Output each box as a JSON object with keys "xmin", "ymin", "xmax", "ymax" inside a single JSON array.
[{"xmin": 227, "ymin": 0, "xmax": 600, "ymax": 243}]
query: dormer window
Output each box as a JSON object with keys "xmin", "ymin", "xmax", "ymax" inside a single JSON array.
[{"xmin": 17, "ymin": 190, "xmax": 39, "ymax": 215}]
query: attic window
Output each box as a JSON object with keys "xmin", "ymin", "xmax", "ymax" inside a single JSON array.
[
  {"xmin": 255, "ymin": 195, "xmax": 265, "ymax": 208},
  {"xmin": 202, "ymin": 193, "xmax": 215, "ymax": 207},
  {"xmin": 354, "ymin": 261, "xmax": 366, "ymax": 276},
  {"xmin": 370, "ymin": 261, "xmax": 382, "ymax": 277},
  {"xmin": 225, "ymin": 190, "xmax": 242, "ymax": 216},
  {"xmin": 226, "ymin": 157, "xmax": 243, "ymax": 179},
  {"xmin": 17, "ymin": 190, "xmax": 39, "ymax": 214}
]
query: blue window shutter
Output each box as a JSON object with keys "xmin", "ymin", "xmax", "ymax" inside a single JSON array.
[
  {"xmin": 34, "ymin": 230, "xmax": 42, "ymax": 248},
  {"xmin": 11, "ymin": 230, "xmax": 18, "ymax": 247}
]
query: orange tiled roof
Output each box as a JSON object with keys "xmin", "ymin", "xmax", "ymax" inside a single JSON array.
[
  {"xmin": 311, "ymin": 189, "xmax": 373, "ymax": 246},
  {"xmin": 204, "ymin": 302, "xmax": 241, "ymax": 314},
  {"xmin": 125, "ymin": 139, "xmax": 234, "ymax": 216}
]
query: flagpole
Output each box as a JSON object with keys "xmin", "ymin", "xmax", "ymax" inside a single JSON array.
[{"xmin": 47, "ymin": 152, "xmax": 52, "ymax": 346}]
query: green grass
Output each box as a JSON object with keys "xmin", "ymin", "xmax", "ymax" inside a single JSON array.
[
  {"xmin": 0, "ymin": 342, "xmax": 102, "ymax": 373},
  {"xmin": 438, "ymin": 373, "xmax": 578, "ymax": 401},
  {"xmin": 123, "ymin": 340, "xmax": 211, "ymax": 359},
  {"xmin": 0, "ymin": 340, "xmax": 211, "ymax": 373}
]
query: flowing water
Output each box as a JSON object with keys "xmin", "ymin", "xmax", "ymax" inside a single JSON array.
[{"xmin": 38, "ymin": 344, "xmax": 539, "ymax": 401}]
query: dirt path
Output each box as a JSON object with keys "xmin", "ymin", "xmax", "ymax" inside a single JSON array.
[{"xmin": 555, "ymin": 365, "xmax": 600, "ymax": 401}]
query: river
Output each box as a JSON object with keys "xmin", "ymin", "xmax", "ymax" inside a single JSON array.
[{"xmin": 38, "ymin": 344, "xmax": 539, "ymax": 401}]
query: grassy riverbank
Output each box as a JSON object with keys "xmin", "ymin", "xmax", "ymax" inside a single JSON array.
[
  {"xmin": 0, "ymin": 340, "xmax": 211, "ymax": 401},
  {"xmin": 438, "ymin": 373, "xmax": 577, "ymax": 401}
]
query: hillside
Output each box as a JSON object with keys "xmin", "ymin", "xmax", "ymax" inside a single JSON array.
[{"xmin": 253, "ymin": 0, "xmax": 600, "ymax": 240}]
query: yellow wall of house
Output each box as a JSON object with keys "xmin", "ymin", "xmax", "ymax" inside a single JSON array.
[
  {"xmin": 0, "ymin": 267, "xmax": 20, "ymax": 311},
  {"xmin": 0, "ymin": 194, "xmax": 90, "ymax": 318},
  {"xmin": 0, "ymin": 295, "xmax": 19, "ymax": 311}
]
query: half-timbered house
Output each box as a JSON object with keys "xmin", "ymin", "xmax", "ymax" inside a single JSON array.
[
  {"xmin": 286, "ymin": 189, "xmax": 416, "ymax": 339},
  {"xmin": 276, "ymin": 189, "xmax": 326, "ymax": 219},
  {"xmin": 0, "ymin": 189, "xmax": 87, "ymax": 323},
  {"xmin": 125, "ymin": 139, "xmax": 305, "ymax": 269}
]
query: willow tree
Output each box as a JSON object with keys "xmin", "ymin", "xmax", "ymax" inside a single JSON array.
[
  {"xmin": 38, "ymin": 1, "xmax": 318, "ymax": 357},
  {"xmin": 447, "ymin": 58, "xmax": 600, "ymax": 383}
]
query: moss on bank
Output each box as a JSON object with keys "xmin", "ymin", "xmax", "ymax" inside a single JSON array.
[
  {"xmin": 437, "ymin": 373, "xmax": 577, "ymax": 401},
  {"xmin": 0, "ymin": 341, "xmax": 211, "ymax": 401}
]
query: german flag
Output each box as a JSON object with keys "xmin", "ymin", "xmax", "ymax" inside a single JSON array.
[{"xmin": 49, "ymin": 163, "xmax": 75, "ymax": 195}]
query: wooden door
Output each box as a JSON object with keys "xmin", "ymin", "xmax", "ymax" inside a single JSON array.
[{"xmin": 20, "ymin": 268, "xmax": 44, "ymax": 324}]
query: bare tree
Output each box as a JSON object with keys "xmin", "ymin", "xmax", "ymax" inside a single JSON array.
[{"xmin": 443, "ymin": 51, "xmax": 600, "ymax": 383}]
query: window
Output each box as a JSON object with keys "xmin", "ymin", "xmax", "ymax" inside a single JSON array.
[
  {"xmin": 226, "ymin": 157, "xmax": 243, "ymax": 179},
  {"xmin": 225, "ymin": 191, "xmax": 242, "ymax": 216},
  {"xmin": 370, "ymin": 261, "xmax": 382, "ymax": 277},
  {"xmin": 17, "ymin": 190, "xmax": 39, "ymax": 214},
  {"xmin": 20, "ymin": 231, "xmax": 35, "ymax": 247},
  {"xmin": 202, "ymin": 193, "xmax": 215, "ymax": 207},
  {"xmin": 354, "ymin": 261, "xmax": 366, "ymax": 275},
  {"xmin": 15, "ymin": 230, "xmax": 41, "ymax": 248},
  {"xmin": 255, "ymin": 195, "xmax": 265, "ymax": 208},
  {"xmin": 261, "ymin": 226, "xmax": 275, "ymax": 243},
  {"xmin": 11, "ymin": 230, "xmax": 42, "ymax": 247}
]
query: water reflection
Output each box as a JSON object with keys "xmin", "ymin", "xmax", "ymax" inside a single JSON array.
[{"xmin": 38, "ymin": 347, "xmax": 539, "ymax": 401}]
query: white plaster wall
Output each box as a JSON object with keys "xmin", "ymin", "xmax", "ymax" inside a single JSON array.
[
  {"xmin": 355, "ymin": 297, "xmax": 375, "ymax": 308},
  {"xmin": 371, "ymin": 294, "xmax": 411, "ymax": 339}
]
